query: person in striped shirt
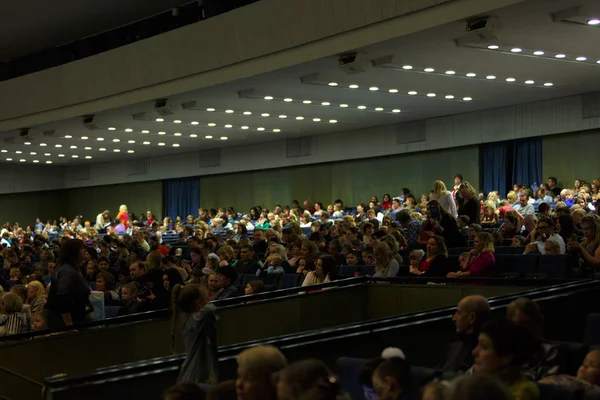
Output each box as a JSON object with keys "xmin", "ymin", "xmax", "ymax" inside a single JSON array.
[{"xmin": 0, "ymin": 292, "xmax": 28, "ymax": 336}]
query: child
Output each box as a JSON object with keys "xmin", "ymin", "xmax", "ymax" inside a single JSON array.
[
  {"xmin": 457, "ymin": 215, "xmax": 470, "ymax": 237},
  {"xmin": 259, "ymin": 255, "xmax": 284, "ymax": 275},
  {"xmin": 459, "ymin": 252, "xmax": 470, "ymax": 271},
  {"xmin": 481, "ymin": 204, "xmax": 498, "ymax": 225},
  {"xmin": 31, "ymin": 310, "xmax": 48, "ymax": 331},
  {"xmin": 118, "ymin": 282, "xmax": 143, "ymax": 316},
  {"xmin": 539, "ymin": 349, "xmax": 600, "ymax": 395},
  {"xmin": 172, "ymin": 284, "xmax": 218, "ymax": 384},
  {"xmin": 345, "ymin": 250, "xmax": 363, "ymax": 266},
  {"xmin": 0, "ymin": 292, "xmax": 28, "ymax": 336},
  {"xmin": 408, "ymin": 249, "xmax": 425, "ymax": 276},
  {"xmin": 511, "ymin": 235, "xmax": 526, "ymax": 247}
]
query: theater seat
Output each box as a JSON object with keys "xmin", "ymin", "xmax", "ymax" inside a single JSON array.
[
  {"xmin": 495, "ymin": 246, "xmax": 514, "ymax": 255},
  {"xmin": 537, "ymin": 255, "xmax": 575, "ymax": 278},
  {"xmin": 280, "ymin": 274, "xmax": 299, "ymax": 289},
  {"xmin": 513, "ymin": 254, "xmax": 539, "ymax": 276},
  {"xmin": 494, "ymin": 254, "xmax": 512, "ymax": 273},
  {"xmin": 554, "ymin": 341, "xmax": 588, "ymax": 376},
  {"xmin": 339, "ymin": 265, "xmax": 359, "ymax": 277},
  {"xmin": 537, "ymin": 383, "xmax": 578, "ymax": 400},
  {"xmin": 105, "ymin": 306, "xmax": 122, "ymax": 319},
  {"xmin": 361, "ymin": 265, "xmax": 375, "ymax": 276},
  {"xmin": 584, "ymin": 314, "xmax": 600, "ymax": 347},
  {"xmin": 261, "ymin": 274, "xmax": 280, "ymax": 286}
]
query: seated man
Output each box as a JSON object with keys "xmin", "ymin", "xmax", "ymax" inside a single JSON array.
[
  {"xmin": 234, "ymin": 245, "xmax": 261, "ymax": 275},
  {"xmin": 211, "ymin": 265, "xmax": 239, "ymax": 301},
  {"xmin": 513, "ymin": 193, "xmax": 535, "ymax": 218},
  {"xmin": 524, "ymin": 217, "xmax": 566, "ymax": 254}
]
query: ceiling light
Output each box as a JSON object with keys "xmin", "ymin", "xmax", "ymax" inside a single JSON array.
[
  {"xmin": 349, "ymin": 84, "xmax": 359, "ymax": 89},
  {"xmin": 15, "ymin": 151, "xmax": 22, "ymax": 154},
  {"xmin": 408, "ymin": 91, "xmax": 417, "ymax": 95},
  {"xmin": 576, "ymin": 56, "xmax": 587, "ymax": 61},
  {"xmin": 313, "ymin": 118, "xmax": 321, "ymax": 122},
  {"xmin": 172, "ymin": 144, "xmax": 180, "ymax": 147},
  {"xmin": 72, "ymin": 155, "xmax": 79, "ymax": 158},
  {"xmin": 158, "ymin": 142, "xmax": 165, "ymax": 146},
  {"xmin": 84, "ymin": 147, "xmax": 91, "ymax": 150},
  {"xmin": 5, "ymin": 158, "xmax": 11, "ymax": 161},
  {"xmin": 112, "ymin": 149, "xmax": 120, "ymax": 152},
  {"xmin": 369, "ymin": 86, "xmax": 379, "ymax": 91},
  {"xmin": 486, "ymin": 75, "xmax": 496, "ymax": 80},
  {"xmin": 108, "ymin": 127, "xmax": 116, "ymax": 131},
  {"xmin": 329, "ymin": 120, "xmax": 337, "ymax": 124},
  {"xmin": 424, "ymin": 68, "xmax": 435, "ymax": 72},
  {"xmin": 465, "ymin": 73, "xmax": 476, "ymax": 77},
  {"xmin": 283, "ymin": 98, "xmax": 293, "ymax": 102},
  {"xmin": 206, "ymin": 108, "xmax": 216, "ymax": 112},
  {"xmin": 99, "ymin": 148, "xmax": 106, "ymax": 151},
  {"xmin": 142, "ymin": 130, "xmax": 150, "ymax": 133},
  {"xmin": 191, "ymin": 121, "xmax": 199, "ymax": 125},
  {"xmin": 488, "ymin": 45, "xmax": 499, "ymax": 49},
  {"xmin": 525, "ymin": 80, "xmax": 535, "ymax": 84},
  {"xmin": 97, "ymin": 137, "xmax": 104, "ymax": 141},
  {"xmin": 58, "ymin": 154, "xmax": 65, "ymax": 157},
  {"xmin": 273, "ymin": 129, "xmax": 281, "ymax": 132},
  {"xmin": 241, "ymin": 126, "xmax": 249, "ymax": 130},
  {"xmin": 445, "ymin": 70, "xmax": 456, "ymax": 75},
  {"xmin": 375, "ymin": 107, "xmax": 384, "ymax": 111},
  {"xmin": 208, "ymin": 123, "xmax": 216, "ymax": 127},
  {"xmin": 278, "ymin": 115, "xmax": 287, "ymax": 119},
  {"xmin": 328, "ymin": 82, "xmax": 338, "ymax": 86},
  {"xmin": 143, "ymin": 141, "xmax": 151, "ymax": 145},
  {"xmin": 0, "ymin": 150, "xmax": 5, "ymax": 153},
  {"xmin": 40, "ymin": 143, "xmax": 47, "ymax": 147},
  {"xmin": 81, "ymin": 136, "xmax": 88, "ymax": 140},
  {"xmin": 85, "ymin": 156, "xmax": 92, "ymax": 159},
  {"xmin": 402, "ymin": 65, "xmax": 413, "ymax": 70},
  {"xmin": 125, "ymin": 128, "xmax": 133, "ymax": 132},
  {"xmin": 506, "ymin": 77, "xmax": 516, "ymax": 82},
  {"xmin": 44, "ymin": 153, "xmax": 51, "ymax": 156},
  {"xmin": 427, "ymin": 93, "xmax": 436, "ymax": 97},
  {"xmin": 127, "ymin": 150, "xmax": 135, "ymax": 153},
  {"xmin": 70, "ymin": 145, "xmax": 77, "ymax": 149},
  {"xmin": 225, "ymin": 110, "xmax": 234, "ymax": 114},
  {"xmin": 511, "ymin": 48, "xmax": 522, "ymax": 53},
  {"xmin": 224, "ymin": 124, "xmax": 233, "ymax": 128},
  {"xmin": 174, "ymin": 133, "xmax": 182, "ymax": 136},
  {"xmin": 113, "ymin": 139, "xmax": 120, "ymax": 142},
  {"xmin": 45, "ymin": 161, "xmax": 51, "ymax": 164},
  {"xmin": 261, "ymin": 113, "xmax": 270, "ymax": 117},
  {"xmin": 220, "ymin": 137, "xmax": 228, "ymax": 140},
  {"xmin": 392, "ymin": 109, "xmax": 401, "ymax": 113},
  {"xmin": 156, "ymin": 118, "xmax": 164, "ymax": 122},
  {"xmin": 321, "ymin": 102, "xmax": 330, "ymax": 106},
  {"xmin": 543, "ymin": 82, "xmax": 554, "ymax": 87},
  {"xmin": 588, "ymin": 19, "xmax": 600, "ymax": 25},
  {"xmin": 64, "ymin": 135, "xmax": 72, "ymax": 139},
  {"xmin": 128, "ymin": 140, "xmax": 136, "ymax": 143},
  {"xmin": 257, "ymin": 127, "xmax": 265, "ymax": 131},
  {"xmin": 388, "ymin": 89, "xmax": 399, "ymax": 93},
  {"xmin": 33, "ymin": 160, "xmax": 39, "ymax": 163},
  {"xmin": 264, "ymin": 96, "xmax": 273, "ymax": 100},
  {"xmin": 555, "ymin": 54, "xmax": 566, "ymax": 58},
  {"xmin": 463, "ymin": 97, "xmax": 473, "ymax": 101},
  {"xmin": 55, "ymin": 144, "xmax": 62, "ymax": 148},
  {"xmin": 357, "ymin": 105, "xmax": 366, "ymax": 109},
  {"xmin": 533, "ymin": 51, "xmax": 544, "ymax": 56},
  {"xmin": 24, "ymin": 142, "xmax": 31, "ymax": 145},
  {"xmin": 19, "ymin": 159, "xmax": 25, "ymax": 162},
  {"xmin": 158, "ymin": 131, "xmax": 166, "ymax": 135},
  {"xmin": 173, "ymin": 120, "xmax": 182, "ymax": 123},
  {"xmin": 205, "ymin": 136, "xmax": 212, "ymax": 139},
  {"xmin": 242, "ymin": 111, "xmax": 252, "ymax": 116},
  {"xmin": 445, "ymin": 95, "xmax": 455, "ymax": 99},
  {"xmin": 296, "ymin": 116, "xmax": 304, "ymax": 120},
  {"xmin": 303, "ymin": 100, "xmax": 312, "ymax": 104}
]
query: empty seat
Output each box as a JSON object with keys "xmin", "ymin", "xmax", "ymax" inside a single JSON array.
[
  {"xmin": 584, "ymin": 314, "xmax": 600, "ymax": 347},
  {"xmin": 339, "ymin": 265, "xmax": 359, "ymax": 277},
  {"xmin": 494, "ymin": 254, "xmax": 513, "ymax": 273},
  {"xmin": 537, "ymin": 255, "xmax": 575, "ymax": 278},
  {"xmin": 361, "ymin": 265, "xmax": 375, "ymax": 276},
  {"xmin": 512, "ymin": 254, "xmax": 539, "ymax": 276},
  {"xmin": 280, "ymin": 274, "xmax": 299, "ymax": 289},
  {"xmin": 244, "ymin": 274, "xmax": 262, "ymax": 285},
  {"xmin": 261, "ymin": 273, "xmax": 280, "ymax": 286}
]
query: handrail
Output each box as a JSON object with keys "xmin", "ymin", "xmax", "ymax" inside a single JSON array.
[
  {"xmin": 44, "ymin": 279, "xmax": 598, "ymax": 388},
  {"xmin": 0, "ymin": 365, "xmax": 44, "ymax": 388}
]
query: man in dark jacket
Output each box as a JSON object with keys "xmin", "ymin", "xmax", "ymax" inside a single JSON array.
[
  {"xmin": 211, "ymin": 265, "xmax": 239, "ymax": 301},
  {"xmin": 234, "ymin": 245, "xmax": 261, "ymax": 275}
]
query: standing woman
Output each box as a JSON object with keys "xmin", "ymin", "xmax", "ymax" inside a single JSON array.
[
  {"xmin": 430, "ymin": 180, "xmax": 458, "ymax": 217},
  {"xmin": 172, "ymin": 284, "xmax": 218, "ymax": 384},
  {"xmin": 117, "ymin": 204, "xmax": 129, "ymax": 225},
  {"xmin": 458, "ymin": 182, "xmax": 481, "ymax": 224},
  {"xmin": 44, "ymin": 239, "xmax": 92, "ymax": 328}
]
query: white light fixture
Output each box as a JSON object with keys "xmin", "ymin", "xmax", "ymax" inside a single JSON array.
[
  {"xmin": 156, "ymin": 118, "xmax": 164, "ymax": 122},
  {"xmin": 388, "ymin": 89, "xmax": 399, "ymax": 93},
  {"xmin": 588, "ymin": 19, "xmax": 600, "ymax": 25},
  {"xmin": 543, "ymin": 82, "xmax": 554, "ymax": 87},
  {"xmin": 463, "ymin": 97, "xmax": 473, "ymax": 101},
  {"xmin": 225, "ymin": 110, "xmax": 234, "ymax": 114},
  {"xmin": 445, "ymin": 70, "xmax": 456, "ymax": 75},
  {"xmin": 205, "ymin": 136, "xmax": 213, "ymax": 139},
  {"xmin": 206, "ymin": 108, "xmax": 216, "ymax": 112},
  {"xmin": 143, "ymin": 141, "xmax": 151, "ymax": 145},
  {"xmin": 486, "ymin": 75, "xmax": 496, "ymax": 80},
  {"xmin": 321, "ymin": 102, "xmax": 330, "ymax": 106},
  {"xmin": 511, "ymin": 48, "xmax": 522, "ymax": 53},
  {"xmin": 224, "ymin": 124, "xmax": 233, "ymax": 128},
  {"xmin": 159, "ymin": 131, "xmax": 167, "ymax": 135},
  {"xmin": 141, "ymin": 130, "xmax": 150, "ymax": 133},
  {"xmin": 46, "ymin": 161, "xmax": 51, "ymax": 164},
  {"xmin": 128, "ymin": 140, "xmax": 136, "ymax": 143},
  {"xmin": 174, "ymin": 133, "xmax": 182, "ymax": 136},
  {"xmin": 58, "ymin": 154, "xmax": 65, "ymax": 157},
  {"xmin": 84, "ymin": 147, "xmax": 91, "ymax": 150},
  {"xmin": 424, "ymin": 68, "xmax": 435, "ymax": 72},
  {"xmin": 0, "ymin": 150, "xmax": 5, "ymax": 153},
  {"xmin": 24, "ymin": 142, "xmax": 31, "ymax": 145},
  {"xmin": 19, "ymin": 159, "xmax": 25, "ymax": 162},
  {"xmin": 97, "ymin": 137, "xmax": 104, "ymax": 141},
  {"xmin": 85, "ymin": 156, "xmax": 92, "ymax": 159},
  {"xmin": 283, "ymin": 98, "xmax": 293, "ymax": 102},
  {"xmin": 329, "ymin": 120, "xmax": 337, "ymax": 124},
  {"xmin": 278, "ymin": 115, "xmax": 287, "ymax": 119},
  {"xmin": 44, "ymin": 153, "xmax": 51, "ymax": 156},
  {"xmin": 241, "ymin": 112, "xmax": 252, "ymax": 116},
  {"xmin": 158, "ymin": 142, "xmax": 165, "ymax": 146},
  {"xmin": 241, "ymin": 126, "xmax": 249, "ymax": 130},
  {"xmin": 72, "ymin": 155, "xmax": 79, "ymax": 158},
  {"xmin": 65, "ymin": 135, "xmax": 72, "ymax": 139},
  {"xmin": 33, "ymin": 160, "xmax": 39, "ymax": 163},
  {"xmin": 220, "ymin": 137, "xmax": 228, "ymax": 140},
  {"xmin": 108, "ymin": 127, "xmax": 116, "ymax": 131},
  {"xmin": 81, "ymin": 136, "xmax": 89, "ymax": 140},
  {"xmin": 264, "ymin": 96, "xmax": 273, "ymax": 100},
  {"xmin": 127, "ymin": 150, "xmax": 135, "ymax": 153},
  {"xmin": 296, "ymin": 116, "xmax": 304, "ymax": 120},
  {"xmin": 69, "ymin": 145, "xmax": 77, "ymax": 149},
  {"xmin": 357, "ymin": 105, "xmax": 367, "ymax": 110},
  {"xmin": 408, "ymin": 91, "xmax": 417, "ymax": 95},
  {"xmin": 392, "ymin": 109, "xmax": 401, "ymax": 113},
  {"xmin": 113, "ymin": 139, "xmax": 120, "ymax": 142},
  {"xmin": 488, "ymin": 45, "xmax": 499, "ymax": 50},
  {"xmin": 576, "ymin": 56, "xmax": 587, "ymax": 61},
  {"xmin": 375, "ymin": 107, "xmax": 384, "ymax": 111},
  {"xmin": 191, "ymin": 121, "xmax": 200, "ymax": 125},
  {"xmin": 328, "ymin": 82, "xmax": 338, "ymax": 86},
  {"xmin": 340, "ymin": 104, "xmax": 349, "ymax": 108},
  {"xmin": 506, "ymin": 77, "xmax": 516, "ymax": 82},
  {"xmin": 173, "ymin": 120, "xmax": 182, "ymax": 123},
  {"xmin": 402, "ymin": 65, "xmax": 413, "ymax": 70},
  {"xmin": 555, "ymin": 54, "xmax": 566, "ymax": 58},
  {"xmin": 273, "ymin": 129, "xmax": 281, "ymax": 132},
  {"xmin": 369, "ymin": 86, "xmax": 379, "ymax": 91},
  {"xmin": 533, "ymin": 51, "xmax": 544, "ymax": 56},
  {"xmin": 349, "ymin": 84, "xmax": 359, "ymax": 89},
  {"xmin": 99, "ymin": 148, "xmax": 106, "ymax": 152},
  {"xmin": 445, "ymin": 95, "xmax": 455, "ymax": 99},
  {"xmin": 525, "ymin": 80, "xmax": 535, "ymax": 84},
  {"xmin": 125, "ymin": 128, "xmax": 133, "ymax": 132},
  {"xmin": 257, "ymin": 127, "xmax": 265, "ymax": 131},
  {"xmin": 302, "ymin": 100, "xmax": 312, "ymax": 104},
  {"xmin": 172, "ymin": 144, "xmax": 180, "ymax": 147},
  {"xmin": 113, "ymin": 149, "xmax": 120, "ymax": 153},
  {"xmin": 313, "ymin": 118, "xmax": 321, "ymax": 122},
  {"xmin": 5, "ymin": 158, "xmax": 11, "ymax": 161},
  {"xmin": 427, "ymin": 93, "xmax": 436, "ymax": 97},
  {"xmin": 261, "ymin": 113, "xmax": 270, "ymax": 117},
  {"xmin": 55, "ymin": 144, "xmax": 62, "ymax": 148},
  {"xmin": 40, "ymin": 143, "xmax": 47, "ymax": 147},
  {"xmin": 466, "ymin": 73, "xmax": 477, "ymax": 77},
  {"xmin": 15, "ymin": 151, "xmax": 22, "ymax": 154}
]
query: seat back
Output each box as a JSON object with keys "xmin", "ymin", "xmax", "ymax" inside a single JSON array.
[
  {"xmin": 537, "ymin": 255, "xmax": 574, "ymax": 278},
  {"xmin": 339, "ymin": 265, "xmax": 359, "ymax": 277},
  {"xmin": 361, "ymin": 265, "xmax": 375, "ymax": 276},
  {"xmin": 280, "ymin": 274, "xmax": 299, "ymax": 289},
  {"xmin": 513, "ymin": 254, "xmax": 539, "ymax": 276},
  {"xmin": 584, "ymin": 314, "xmax": 600, "ymax": 347}
]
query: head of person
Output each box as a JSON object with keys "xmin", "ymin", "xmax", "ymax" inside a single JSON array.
[
  {"xmin": 245, "ymin": 280, "xmax": 265, "ymax": 296},
  {"xmin": 536, "ymin": 217, "xmax": 555, "ymax": 240},
  {"xmin": 31, "ymin": 310, "xmax": 48, "ymax": 331},
  {"xmin": 276, "ymin": 359, "xmax": 341, "ymax": 400},
  {"xmin": 129, "ymin": 262, "xmax": 146, "ymax": 280},
  {"xmin": 27, "ymin": 280, "xmax": 45, "ymax": 300},
  {"xmin": 578, "ymin": 349, "xmax": 600, "ymax": 386},
  {"xmin": 426, "ymin": 236, "xmax": 448, "ymax": 258},
  {"xmin": 452, "ymin": 295, "xmax": 491, "ymax": 334},
  {"xmin": 448, "ymin": 373, "xmax": 511, "ymax": 400},
  {"xmin": 121, "ymin": 282, "xmax": 138, "ymax": 302},
  {"xmin": 474, "ymin": 232, "xmax": 495, "ymax": 254},
  {"xmin": 216, "ymin": 265, "xmax": 238, "ymax": 288},
  {"xmin": 522, "ymin": 215, "xmax": 537, "ymax": 233},
  {"xmin": 472, "ymin": 318, "xmax": 535, "ymax": 375},
  {"xmin": 395, "ymin": 210, "xmax": 412, "ymax": 228},
  {"xmin": 236, "ymin": 345, "xmax": 288, "ymax": 400},
  {"xmin": 172, "ymin": 283, "xmax": 208, "ymax": 314},
  {"xmin": 454, "ymin": 174, "xmax": 463, "ymax": 186},
  {"xmin": 207, "ymin": 273, "xmax": 222, "ymax": 293},
  {"xmin": 458, "ymin": 182, "xmax": 475, "ymax": 201},
  {"xmin": 581, "ymin": 215, "xmax": 600, "ymax": 244},
  {"xmin": 547, "ymin": 177, "xmax": 557, "ymax": 189},
  {"xmin": 506, "ymin": 297, "xmax": 544, "ymax": 343},
  {"xmin": 511, "ymin": 235, "xmax": 526, "ymax": 247},
  {"xmin": 0, "ymin": 292, "xmax": 23, "ymax": 315},
  {"xmin": 96, "ymin": 271, "xmax": 115, "ymax": 292},
  {"xmin": 58, "ymin": 239, "xmax": 86, "ymax": 267},
  {"xmin": 316, "ymin": 255, "xmax": 337, "ymax": 281},
  {"xmin": 543, "ymin": 239, "xmax": 560, "ymax": 255},
  {"xmin": 371, "ymin": 357, "xmax": 413, "ymax": 400}
]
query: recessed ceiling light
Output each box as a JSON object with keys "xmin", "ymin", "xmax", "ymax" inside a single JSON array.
[
  {"xmin": 296, "ymin": 116, "xmax": 304, "ymax": 120},
  {"xmin": 375, "ymin": 107, "xmax": 384, "ymax": 111},
  {"xmin": 242, "ymin": 112, "xmax": 252, "ymax": 116},
  {"xmin": 357, "ymin": 105, "xmax": 366, "ymax": 109},
  {"xmin": 72, "ymin": 155, "xmax": 79, "ymax": 158},
  {"xmin": 99, "ymin": 148, "xmax": 106, "ymax": 151},
  {"xmin": 19, "ymin": 159, "xmax": 25, "ymax": 162},
  {"xmin": 349, "ymin": 84, "xmax": 359, "ymax": 89},
  {"xmin": 261, "ymin": 113, "xmax": 270, "ymax": 117},
  {"xmin": 128, "ymin": 140, "xmax": 136, "ymax": 143},
  {"xmin": 127, "ymin": 150, "xmax": 135, "ymax": 153},
  {"xmin": 141, "ymin": 130, "xmax": 150, "ymax": 133},
  {"xmin": 264, "ymin": 96, "xmax": 273, "ymax": 100},
  {"xmin": 225, "ymin": 110, "xmax": 234, "ymax": 114},
  {"xmin": 45, "ymin": 161, "xmax": 51, "ymax": 164},
  {"xmin": 424, "ymin": 68, "xmax": 435, "ymax": 72},
  {"xmin": 257, "ymin": 127, "xmax": 265, "ymax": 131},
  {"xmin": 191, "ymin": 121, "xmax": 199, "ymax": 125},
  {"xmin": 15, "ymin": 151, "xmax": 22, "ymax": 154},
  {"xmin": 58, "ymin": 154, "xmax": 65, "ymax": 157},
  {"xmin": 40, "ymin": 143, "xmax": 47, "ymax": 147},
  {"xmin": 70, "ymin": 145, "xmax": 77, "ymax": 149},
  {"xmin": 588, "ymin": 19, "xmax": 600, "ymax": 25},
  {"xmin": 5, "ymin": 158, "xmax": 11, "ymax": 161},
  {"xmin": 302, "ymin": 100, "xmax": 312, "ymax": 104},
  {"xmin": 156, "ymin": 118, "xmax": 164, "ymax": 122},
  {"xmin": 108, "ymin": 127, "xmax": 116, "ymax": 131},
  {"xmin": 466, "ymin": 73, "xmax": 477, "ymax": 77},
  {"xmin": 488, "ymin": 45, "xmax": 499, "ymax": 50},
  {"xmin": 486, "ymin": 75, "xmax": 496, "ymax": 80},
  {"xmin": 388, "ymin": 89, "xmax": 399, "ymax": 93},
  {"xmin": 24, "ymin": 142, "xmax": 31, "ymax": 145},
  {"xmin": 329, "ymin": 120, "xmax": 337, "ymax": 124},
  {"xmin": 283, "ymin": 98, "xmax": 293, "ymax": 102},
  {"xmin": 113, "ymin": 139, "xmax": 120, "ymax": 142},
  {"xmin": 241, "ymin": 126, "xmax": 249, "ymax": 130},
  {"xmin": 125, "ymin": 128, "xmax": 133, "ymax": 132},
  {"xmin": 84, "ymin": 147, "xmax": 91, "ymax": 150},
  {"xmin": 313, "ymin": 118, "xmax": 321, "ymax": 122},
  {"xmin": 328, "ymin": 82, "xmax": 338, "ymax": 86},
  {"xmin": 55, "ymin": 144, "xmax": 62, "ymax": 148},
  {"xmin": 173, "ymin": 120, "xmax": 182, "ymax": 123},
  {"xmin": 97, "ymin": 137, "xmax": 104, "ymax": 141},
  {"xmin": 525, "ymin": 80, "xmax": 535, "ymax": 84},
  {"xmin": 576, "ymin": 56, "xmax": 587, "ymax": 61},
  {"xmin": 113, "ymin": 149, "xmax": 120, "ymax": 153},
  {"xmin": 143, "ymin": 141, "xmax": 151, "ymax": 145},
  {"xmin": 0, "ymin": 150, "xmax": 5, "ymax": 153},
  {"xmin": 543, "ymin": 82, "xmax": 554, "ymax": 87},
  {"xmin": 158, "ymin": 142, "xmax": 166, "ymax": 146},
  {"xmin": 44, "ymin": 153, "xmax": 51, "ymax": 156},
  {"xmin": 533, "ymin": 51, "xmax": 544, "ymax": 56},
  {"xmin": 445, "ymin": 70, "xmax": 456, "ymax": 75},
  {"xmin": 463, "ymin": 97, "xmax": 473, "ymax": 101},
  {"xmin": 278, "ymin": 115, "xmax": 287, "ymax": 119},
  {"xmin": 392, "ymin": 109, "xmax": 401, "ymax": 113},
  {"xmin": 208, "ymin": 123, "xmax": 216, "ymax": 127},
  {"xmin": 506, "ymin": 77, "xmax": 516, "ymax": 82},
  {"xmin": 224, "ymin": 124, "xmax": 233, "ymax": 128},
  {"xmin": 64, "ymin": 135, "xmax": 72, "ymax": 139},
  {"xmin": 445, "ymin": 95, "xmax": 455, "ymax": 99},
  {"xmin": 205, "ymin": 136, "xmax": 213, "ymax": 139},
  {"xmin": 369, "ymin": 86, "xmax": 379, "ymax": 91},
  {"xmin": 33, "ymin": 160, "xmax": 39, "ymax": 163},
  {"xmin": 81, "ymin": 136, "xmax": 88, "ymax": 140},
  {"xmin": 511, "ymin": 48, "xmax": 522, "ymax": 53},
  {"xmin": 273, "ymin": 129, "xmax": 281, "ymax": 132},
  {"xmin": 427, "ymin": 93, "xmax": 436, "ymax": 97},
  {"xmin": 172, "ymin": 144, "xmax": 180, "ymax": 147},
  {"xmin": 174, "ymin": 132, "xmax": 182, "ymax": 136},
  {"xmin": 85, "ymin": 156, "xmax": 92, "ymax": 159},
  {"xmin": 158, "ymin": 131, "xmax": 166, "ymax": 135},
  {"xmin": 206, "ymin": 108, "xmax": 216, "ymax": 112},
  {"xmin": 555, "ymin": 54, "xmax": 566, "ymax": 58},
  {"xmin": 408, "ymin": 91, "xmax": 417, "ymax": 95},
  {"xmin": 321, "ymin": 102, "xmax": 330, "ymax": 106},
  {"xmin": 220, "ymin": 137, "xmax": 228, "ymax": 140},
  {"xmin": 402, "ymin": 65, "xmax": 413, "ymax": 70}
]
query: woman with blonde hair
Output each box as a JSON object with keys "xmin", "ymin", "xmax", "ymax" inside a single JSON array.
[
  {"xmin": 448, "ymin": 232, "xmax": 497, "ymax": 278},
  {"xmin": 568, "ymin": 215, "xmax": 600, "ymax": 270},
  {"xmin": 26, "ymin": 281, "xmax": 46, "ymax": 314},
  {"xmin": 373, "ymin": 242, "xmax": 399, "ymax": 278},
  {"xmin": 431, "ymin": 180, "xmax": 458, "ymax": 217},
  {"xmin": 117, "ymin": 204, "xmax": 129, "ymax": 225}
]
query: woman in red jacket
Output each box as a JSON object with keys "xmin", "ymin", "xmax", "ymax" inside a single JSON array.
[{"xmin": 448, "ymin": 232, "xmax": 497, "ymax": 278}]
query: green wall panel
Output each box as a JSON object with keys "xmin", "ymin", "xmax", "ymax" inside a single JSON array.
[{"xmin": 0, "ymin": 190, "xmax": 67, "ymax": 227}]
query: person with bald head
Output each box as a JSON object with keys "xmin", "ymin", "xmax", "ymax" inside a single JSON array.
[{"xmin": 437, "ymin": 295, "xmax": 491, "ymax": 372}]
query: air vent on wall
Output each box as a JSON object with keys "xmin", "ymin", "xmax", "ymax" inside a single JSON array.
[
  {"xmin": 396, "ymin": 121, "xmax": 427, "ymax": 144},
  {"xmin": 129, "ymin": 158, "xmax": 148, "ymax": 176},
  {"xmin": 198, "ymin": 149, "xmax": 221, "ymax": 168},
  {"xmin": 286, "ymin": 138, "xmax": 312, "ymax": 158},
  {"xmin": 71, "ymin": 165, "xmax": 90, "ymax": 181},
  {"xmin": 582, "ymin": 92, "xmax": 600, "ymax": 119}
]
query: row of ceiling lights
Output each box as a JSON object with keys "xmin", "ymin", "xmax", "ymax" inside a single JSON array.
[
  {"xmin": 264, "ymin": 94, "xmax": 469, "ymax": 104},
  {"xmin": 487, "ymin": 45, "xmax": 600, "ymax": 64}
]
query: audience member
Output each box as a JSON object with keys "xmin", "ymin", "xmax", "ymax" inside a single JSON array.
[
  {"xmin": 235, "ymin": 345, "xmax": 288, "ymax": 400},
  {"xmin": 447, "ymin": 233, "xmax": 497, "ymax": 278}
]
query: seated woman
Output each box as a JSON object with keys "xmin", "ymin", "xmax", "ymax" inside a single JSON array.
[
  {"xmin": 447, "ymin": 232, "xmax": 497, "ymax": 278},
  {"xmin": 302, "ymin": 255, "xmax": 337, "ymax": 288},
  {"xmin": 472, "ymin": 318, "xmax": 539, "ymax": 400},
  {"xmin": 481, "ymin": 203, "xmax": 499, "ymax": 225},
  {"xmin": 372, "ymin": 242, "xmax": 399, "ymax": 278},
  {"xmin": 500, "ymin": 215, "xmax": 520, "ymax": 239},
  {"xmin": 567, "ymin": 215, "xmax": 600, "ymax": 271},
  {"xmin": 409, "ymin": 236, "xmax": 449, "ymax": 277},
  {"xmin": 244, "ymin": 280, "xmax": 265, "ymax": 296},
  {"xmin": 420, "ymin": 200, "xmax": 466, "ymax": 248},
  {"xmin": 539, "ymin": 348, "xmax": 600, "ymax": 396},
  {"xmin": 557, "ymin": 214, "xmax": 581, "ymax": 244},
  {"xmin": 95, "ymin": 271, "xmax": 121, "ymax": 306}
]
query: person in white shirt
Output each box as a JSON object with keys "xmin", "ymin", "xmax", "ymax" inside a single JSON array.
[
  {"xmin": 513, "ymin": 193, "xmax": 535, "ymax": 218},
  {"xmin": 430, "ymin": 180, "xmax": 458, "ymax": 217},
  {"xmin": 524, "ymin": 217, "xmax": 566, "ymax": 255}
]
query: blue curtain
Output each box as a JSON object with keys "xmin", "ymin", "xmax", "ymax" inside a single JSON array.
[
  {"xmin": 482, "ymin": 142, "xmax": 508, "ymax": 198},
  {"xmin": 163, "ymin": 177, "xmax": 200, "ymax": 219},
  {"xmin": 512, "ymin": 137, "xmax": 542, "ymax": 188}
]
